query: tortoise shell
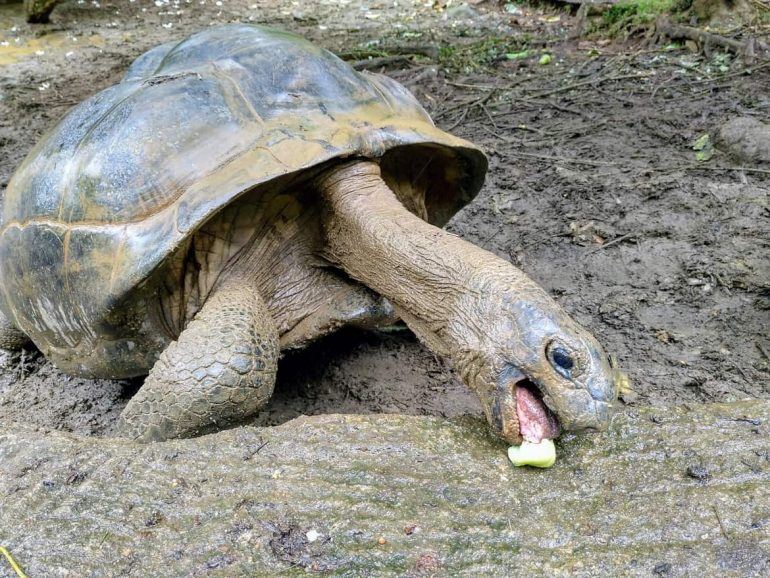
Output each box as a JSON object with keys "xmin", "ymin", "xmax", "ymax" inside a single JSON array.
[{"xmin": 0, "ymin": 24, "xmax": 486, "ymax": 378}]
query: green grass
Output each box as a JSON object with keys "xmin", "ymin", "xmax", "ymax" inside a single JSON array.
[{"xmin": 438, "ymin": 35, "xmax": 538, "ymax": 72}]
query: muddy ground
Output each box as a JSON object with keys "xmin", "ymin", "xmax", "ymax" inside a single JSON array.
[{"xmin": 0, "ymin": 0, "xmax": 768, "ymax": 436}]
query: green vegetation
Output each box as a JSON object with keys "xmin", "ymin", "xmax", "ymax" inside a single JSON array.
[
  {"xmin": 757, "ymin": 1, "xmax": 770, "ymax": 23},
  {"xmin": 596, "ymin": 0, "xmax": 693, "ymax": 34},
  {"xmin": 438, "ymin": 35, "xmax": 533, "ymax": 71},
  {"xmin": 341, "ymin": 34, "xmax": 540, "ymax": 73}
]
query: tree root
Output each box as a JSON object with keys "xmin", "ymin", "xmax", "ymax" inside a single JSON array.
[{"xmin": 654, "ymin": 16, "xmax": 769, "ymax": 64}]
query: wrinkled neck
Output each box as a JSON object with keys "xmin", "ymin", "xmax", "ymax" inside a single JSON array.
[{"xmin": 317, "ymin": 160, "xmax": 546, "ymax": 362}]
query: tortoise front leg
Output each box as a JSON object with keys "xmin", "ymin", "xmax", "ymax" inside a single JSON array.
[
  {"xmin": 116, "ymin": 277, "xmax": 278, "ymax": 442},
  {"xmin": 0, "ymin": 310, "xmax": 30, "ymax": 368},
  {"xmin": 24, "ymin": 0, "xmax": 60, "ymax": 23}
]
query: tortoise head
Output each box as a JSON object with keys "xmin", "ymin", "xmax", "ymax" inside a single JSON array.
[{"xmin": 454, "ymin": 277, "xmax": 618, "ymax": 445}]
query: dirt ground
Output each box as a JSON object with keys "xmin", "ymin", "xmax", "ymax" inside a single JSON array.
[{"xmin": 0, "ymin": 0, "xmax": 768, "ymax": 437}]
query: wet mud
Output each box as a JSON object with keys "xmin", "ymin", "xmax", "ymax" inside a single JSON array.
[
  {"xmin": 0, "ymin": 0, "xmax": 767, "ymax": 435},
  {"xmin": 0, "ymin": 1, "xmax": 768, "ymax": 574}
]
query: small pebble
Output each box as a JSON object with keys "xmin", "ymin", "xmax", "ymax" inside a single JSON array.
[{"xmin": 686, "ymin": 464, "xmax": 710, "ymax": 480}]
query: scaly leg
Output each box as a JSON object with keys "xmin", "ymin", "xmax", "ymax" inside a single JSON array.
[
  {"xmin": 24, "ymin": 0, "xmax": 60, "ymax": 24},
  {"xmin": 0, "ymin": 311, "xmax": 29, "ymax": 351},
  {"xmin": 116, "ymin": 277, "xmax": 278, "ymax": 442}
]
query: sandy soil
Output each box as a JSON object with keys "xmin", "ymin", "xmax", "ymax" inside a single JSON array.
[{"xmin": 0, "ymin": 0, "xmax": 768, "ymax": 437}]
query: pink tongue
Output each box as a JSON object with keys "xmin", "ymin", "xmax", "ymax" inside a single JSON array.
[{"xmin": 516, "ymin": 384, "xmax": 560, "ymax": 443}]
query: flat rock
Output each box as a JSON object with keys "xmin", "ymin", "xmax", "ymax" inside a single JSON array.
[
  {"xmin": 718, "ymin": 117, "xmax": 770, "ymax": 164},
  {"xmin": 0, "ymin": 402, "xmax": 769, "ymax": 576}
]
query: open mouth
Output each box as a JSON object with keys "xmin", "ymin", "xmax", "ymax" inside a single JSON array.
[{"xmin": 514, "ymin": 379, "xmax": 560, "ymax": 443}]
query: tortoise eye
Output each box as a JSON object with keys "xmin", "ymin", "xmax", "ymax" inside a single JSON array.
[
  {"xmin": 547, "ymin": 341, "xmax": 580, "ymax": 379},
  {"xmin": 552, "ymin": 347, "xmax": 574, "ymax": 371}
]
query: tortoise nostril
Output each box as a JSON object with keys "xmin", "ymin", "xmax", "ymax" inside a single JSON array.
[{"xmin": 588, "ymin": 379, "xmax": 612, "ymax": 402}]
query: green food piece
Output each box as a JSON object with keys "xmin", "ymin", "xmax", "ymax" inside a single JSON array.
[
  {"xmin": 692, "ymin": 134, "xmax": 711, "ymax": 151},
  {"xmin": 692, "ymin": 134, "xmax": 713, "ymax": 162},
  {"xmin": 695, "ymin": 149, "xmax": 713, "ymax": 162},
  {"xmin": 505, "ymin": 50, "xmax": 529, "ymax": 60},
  {"xmin": 508, "ymin": 439, "xmax": 556, "ymax": 468},
  {"xmin": 539, "ymin": 54, "xmax": 552, "ymax": 65}
]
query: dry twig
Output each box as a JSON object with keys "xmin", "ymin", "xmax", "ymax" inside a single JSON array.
[
  {"xmin": 350, "ymin": 55, "xmax": 411, "ymax": 71},
  {"xmin": 530, "ymin": 73, "xmax": 653, "ymax": 99},
  {"xmin": 507, "ymin": 150, "xmax": 620, "ymax": 167},
  {"xmin": 585, "ymin": 233, "xmax": 636, "ymax": 255}
]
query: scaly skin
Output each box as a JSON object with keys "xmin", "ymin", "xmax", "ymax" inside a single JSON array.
[
  {"xmin": 116, "ymin": 277, "xmax": 278, "ymax": 442},
  {"xmin": 0, "ymin": 311, "xmax": 29, "ymax": 351},
  {"xmin": 24, "ymin": 0, "xmax": 60, "ymax": 23},
  {"xmin": 317, "ymin": 161, "xmax": 617, "ymax": 444}
]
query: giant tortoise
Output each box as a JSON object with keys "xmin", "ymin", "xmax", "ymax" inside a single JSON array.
[{"xmin": 0, "ymin": 25, "xmax": 617, "ymax": 444}]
